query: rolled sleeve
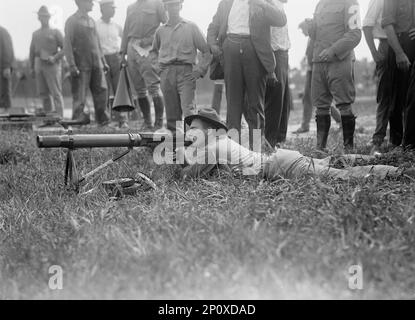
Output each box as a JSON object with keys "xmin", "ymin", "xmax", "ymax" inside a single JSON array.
[{"xmin": 381, "ymin": 0, "xmax": 397, "ymax": 28}]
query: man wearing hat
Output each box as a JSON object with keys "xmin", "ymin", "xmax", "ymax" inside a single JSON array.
[
  {"xmin": 120, "ymin": 0, "xmax": 167, "ymax": 131},
  {"xmin": 96, "ymin": 0, "xmax": 129, "ymax": 129},
  {"xmin": 176, "ymin": 107, "xmax": 415, "ymax": 181},
  {"xmin": 151, "ymin": 0, "xmax": 211, "ymax": 132},
  {"xmin": 29, "ymin": 6, "xmax": 65, "ymax": 118},
  {"xmin": 0, "ymin": 25, "xmax": 14, "ymax": 111},
  {"xmin": 64, "ymin": 0, "xmax": 110, "ymax": 126}
]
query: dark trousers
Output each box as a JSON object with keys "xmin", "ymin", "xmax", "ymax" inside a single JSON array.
[
  {"xmin": 71, "ymin": 67, "xmax": 110, "ymax": 124},
  {"xmin": 105, "ymin": 53, "xmax": 127, "ymax": 123},
  {"xmin": 372, "ymin": 40, "xmax": 399, "ymax": 146},
  {"xmin": 223, "ymin": 35, "xmax": 266, "ymax": 132},
  {"xmin": 264, "ymin": 50, "xmax": 291, "ymax": 146},
  {"xmin": 0, "ymin": 75, "xmax": 11, "ymax": 109},
  {"xmin": 389, "ymin": 33, "xmax": 415, "ymax": 148}
]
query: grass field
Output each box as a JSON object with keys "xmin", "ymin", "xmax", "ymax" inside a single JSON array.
[{"xmin": 1, "ymin": 96, "xmax": 415, "ymax": 300}]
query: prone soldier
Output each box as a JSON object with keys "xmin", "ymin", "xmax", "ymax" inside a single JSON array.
[{"xmin": 309, "ymin": 0, "xmax": 362, "ymax": 152}]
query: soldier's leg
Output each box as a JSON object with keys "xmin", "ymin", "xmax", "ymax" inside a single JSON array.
[
  {"xmin": 403, "ymin": 66, "xmax": 415, "ymax": 149},
  {"xmin": 311, "ymin": 63, "xmax": 332, "ymax": 150},
  {"xmin": 212, "ymin": 81, "xmax": 224, "ymax": 114},
  {"xmin": 0, "ymin": 74, "xmax": 12, "ymax": 110},
  {"xmin": 90, "ymin": 67, "xmax": 110, "ymax": 125},
  {"xmin": 42, "ymin": 62, "xmax": 64, "ymax": 117},
  {"xmin": 138, "ymin": 55, "xmax": 165, "ymax": 129},
  {"xmin": 106, "ymin": 54, "xmax": 128, "ymax": 125},
  {"xmin": 160, "ymin": 66, "xmax": 181, "ymax": 132},
  {"xmin": 127, "ymin": 43, "xmax": 151, "ymax": 126},
  {"xmin": 177, "ymin": 65, "xmax": 197, "ymax": 126},
  {"xmin": 300, "ymin": 70, "xmax": 313, "ymax": 132},
  {"xmin": 328, "ymin": 59, "xmax": 356, "ymax": 151},
  {"xmin": 223, "ymin": 37, "xmax": 245, "ymax": 132},
  {"xmin": 278, "ymin": 72, "xmax": 292, "ymax": 143},
  {"xmin": 35, "ymin": 60, "xmax": 52, "ymax": 113},
  {"xmin": 71, "ymin": 71, "xmax": 90, "ymax": 122}
]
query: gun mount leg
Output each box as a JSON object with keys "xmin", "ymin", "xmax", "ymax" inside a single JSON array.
[{"xmin": 64, "ymin": 149, "xmax": 80, "ymax": 192}]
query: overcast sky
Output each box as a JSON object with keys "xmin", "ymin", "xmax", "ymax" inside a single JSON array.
[{"xmin": 0, "ymin": 0, "xmax": 372, "ymax": 67}]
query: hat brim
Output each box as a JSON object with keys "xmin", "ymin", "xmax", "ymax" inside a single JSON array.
[{"xmin": 185, "ymin": 114, "xmax": 228, "ymax": 131}]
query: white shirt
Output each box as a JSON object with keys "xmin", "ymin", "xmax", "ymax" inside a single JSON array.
[
  {"xmin": 362, "ymin": 0, "xmax": 386, "ymax": 39},
  {"xmin": 96, "ymin": 18, "xmax": 123, "ymax": 55},
  {"xmin": 270, "ymin": 0, "xmax": 290, "ymax": 51},
  {"xmin": 227, "ymin": 0, "xmax": 250, "ymax": 35}
]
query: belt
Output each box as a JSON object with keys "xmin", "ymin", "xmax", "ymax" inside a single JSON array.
[
  {"xmin": 162, "ymin": 61, "xmax": 192, "ymax": 66},
  {"xmin": 227, "ymin": 33, "xmax": 251, "ymax": 40}
]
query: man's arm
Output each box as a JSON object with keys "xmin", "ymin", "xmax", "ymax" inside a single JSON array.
[
  {"xmin": 324, "ymin": 0, "xmax": 362, "ymax": 61},
  {"xmin": 251, "ymin": 0, "xmax": 287, "ymax": 27},
  {"xmin": 29, "ymin": 33, "xmax": 36, "ymax": 71},
  {"xmin": 192, "ymin": 24, "xmax": 213, "ymax": 79},
  {"xmin": 382, "ymin": 0, "xmax": 410, "ymax": 71},
  {"xmin": 207, "ymin": 1, "xmax": 224, "ymax": 57},
  {"xmin": 120, "ymin": 7, "xmax": 131, "ymax": 55},
  {"xmin": 362, "ymin": 0, "xmax": 383, "ymax": 63},
  {"xmin": 53, "ymin": 29, "xmax": 65, "ymax": 62}
]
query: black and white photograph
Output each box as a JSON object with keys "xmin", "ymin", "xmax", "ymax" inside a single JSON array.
[{"xmin": 1, "ymin": 0, "xmax": 415, "ymax": 305}]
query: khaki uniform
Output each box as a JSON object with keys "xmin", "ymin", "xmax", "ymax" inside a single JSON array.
[
  {"xmin": 310, "ymin": 0, "xmax": 362, "ymax": 115},
  {"xmin": 0, "ymin": 26, "xmax": 14, "ymax": 110}
]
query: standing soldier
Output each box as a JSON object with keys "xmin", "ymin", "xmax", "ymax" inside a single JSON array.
[
  {"xmin": 309, "ymin": 0, "xmax": 362, "ymax": 152},
  {"xmin": 64, "ymin": 0, "xmax": 110, "ymax": 126},
  {"xmin": 150, "ymin": 0, "xmax": 211, "ymax": 132},
  {"xmin": 120, "ymin": 0, "xmax": 167, "ymax": 131},
  {"xmin": 29, "ymin": 6, "xmax": 65, "ymax": 118},
  {"xmin": 207, "ymin": 0, "xmax": 286, "ymax": 134},
  {"xmin": 363, "ymin": 0, "xmax": 398, "ymax": 155},
  {"xmin": 96, "ymin": 0, "xmax": 129, "ymax": 129},
  {"xmin": 382, "ymin": 0, "xmax": 415, "ymax": 151},
  {"xmin": 0, "ymin": 25, "xmax": 14, "ymax": 112}
]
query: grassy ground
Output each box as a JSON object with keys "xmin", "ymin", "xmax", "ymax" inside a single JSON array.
[{"xmin": 1, "ymin": 97, "xmax": 415, "ymax": 300}]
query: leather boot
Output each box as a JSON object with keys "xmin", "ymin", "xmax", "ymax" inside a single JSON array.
[
  {"xmin": 316, "ymin": 114, "xmax": 331, "ymax": 151},
  {"xmin": 341, "ymin": 115, "xmax": 356, "ymax": 152},
  {"xmin": 138, "ymin": 97, "xmax": 153, "ymax": 130},
  {"xmin": 153, "ymin": 96, "xmax": 165, "ymax": 130}
]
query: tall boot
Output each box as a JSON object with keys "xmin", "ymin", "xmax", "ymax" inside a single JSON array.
[
  {"xmin": 316, "ymin": 114, "xmax": 331, "ymax": 151},
  {"xmin": 138, "ymin": 97, "xmax": 153, "ymax": 130},
  {"xmin": 341, "ymin": 115, "xmax": 356, "ymax": 152},
  {"xmin": 153, "ymin": 96, "xmax": 165, "ymax": 130}
]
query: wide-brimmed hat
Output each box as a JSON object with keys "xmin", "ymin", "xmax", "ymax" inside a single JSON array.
[
  {"xmin": 36, "ymin": 5, "xmax": 51, "ymax": 17},
  {"xmin": 185, "ymin": 107, "xmax": 228, "ymax": 131}
]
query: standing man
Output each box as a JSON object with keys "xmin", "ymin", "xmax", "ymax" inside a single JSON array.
[
  {"xmin": 151, "ymin": 0, "xmax": 211, "ymax": 132},
  {"xmin": 293, "ymin": 19, "xmax": 342, "ymax": 134},
  {"xmin": 207, "ymin": 0, "xmax": 287, "ymax": 135},
  {"xmin": 364, "ymin": 0, "xmax": 399, "ymax": 154},
  {"xmin": 0, "ymin": 25, "xmax": 14, "ymax": 112},
  {"xmin": 64, "ymin": 0, "xmax": 110, "ymax": 126},
  {"xmin": 121, "ymin": 0, "xmax": 167, "ymax": 131},
  {"xmin": 309, "ymin": 0, "xmax": 362, "ymax": 152},
  {"xmin": 382, "ymin": 0, "xmax": 415, "ymax": 151},
  {"xmin": 96, "ymin": 0, "xmax": 129, "ymax": 129},
  {"xmin": 29, "ymin": 6, "xmax": 65, "ymax": 118}
]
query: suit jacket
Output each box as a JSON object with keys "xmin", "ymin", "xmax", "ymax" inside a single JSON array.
[
  {"xmin": 207, "ymin": 0, "xmax": 287, "ymax": 74},
  {"xmin": 0, "ymin": 26, "xmax": 14, "ymax": 71}
]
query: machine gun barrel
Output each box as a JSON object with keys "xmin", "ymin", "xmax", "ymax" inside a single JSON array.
[{"xmin": 36, "ymin": 133, "xmax": 176, "ymax": 150}]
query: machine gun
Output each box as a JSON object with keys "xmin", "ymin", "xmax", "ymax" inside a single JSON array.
[
  {"xmin": 0, "ymin": 109, "xmax": 61, "ymax": 129},
  {"xmin": 37, "ymin": 131, "xmax": 190, "ymax": 192}
]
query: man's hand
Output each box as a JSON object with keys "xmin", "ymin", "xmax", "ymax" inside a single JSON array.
[
  {"xmin": 396, "ymin": 52, "xmax": 411, "ymax": 71},
  {"xmin": 409, "ymin": 28, "xmax": 415, "ymax": 41},
  {"xmin": 190, "ymin": 70, "xmax": 203, "ymax": 81},
  {"xmin": 46, "ymin": 56, "xmax": 56, "ymax": 65},
  {"xmin": 319, "ymin": 48, "xmax": 336, "ymax": 62},
  {"xmin": 210, "ymin": 45, "xmax": 222, "ymax": 58},
  {"xmin": 103, "ymin": 62, "xmax": 110, "ymax": 74},
  {"xmin": 266, "ymin": 72, "xmax": 279, "ymax": 87},
  {"xmin": 2, "ymin": 68, "xmax": 11, "ymax": 79},
  {"xmin": 70, "ymin": 65, "xmax": 80, "ymax": 77}
]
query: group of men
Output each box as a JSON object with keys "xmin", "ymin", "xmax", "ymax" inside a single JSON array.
[{"xmin": 0, "ymin": 0, "xmax": 414, "ymax": 153}]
